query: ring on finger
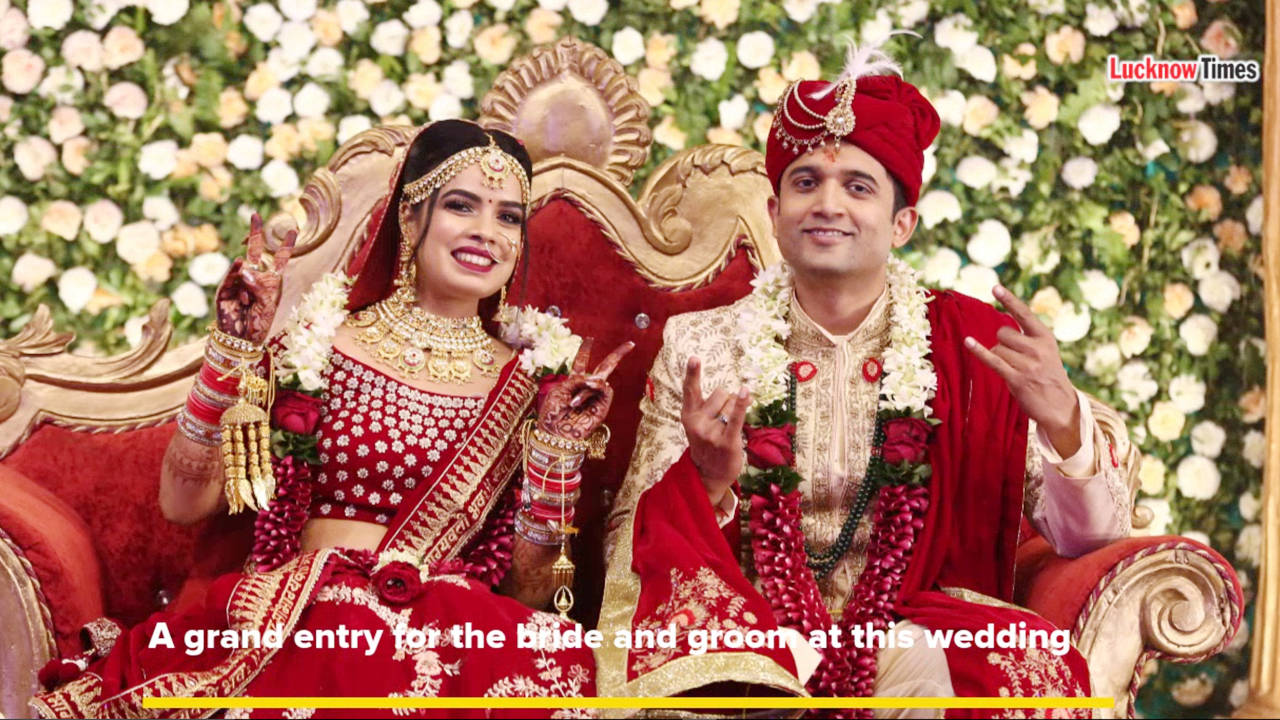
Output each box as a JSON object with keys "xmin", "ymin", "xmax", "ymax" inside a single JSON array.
[{"xmin": 716, "ymin": 413, "xmax": 730, "ymax": 425}]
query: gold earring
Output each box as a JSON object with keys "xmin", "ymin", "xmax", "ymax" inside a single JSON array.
[{"xmin": 395, "ymin": 203, "xmax": 416, "ymax": 289}]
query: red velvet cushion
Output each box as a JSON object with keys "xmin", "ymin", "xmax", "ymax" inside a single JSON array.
[
  {"xmin": 520, "ymin": 198, "xmax": 757, "ymax": 624},
  {"xmin": 0, "ymin": 464, "xmax": 103, "ymax": 656},
  {"xmin": 1, "ymin": 423, "xmax": 250, "ymax": 627},
  {"xmin": 1014, "ymin": 535, "xmax": 1242, "ymax": 635}
]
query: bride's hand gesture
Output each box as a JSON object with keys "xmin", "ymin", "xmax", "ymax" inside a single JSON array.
[
  {"xmin": 214, "ymin": 213, "xmax": 298, "ymax": 343},
  {"xmin": 537, "ymin": 339, "xmax": 635, "ymax": 441}
]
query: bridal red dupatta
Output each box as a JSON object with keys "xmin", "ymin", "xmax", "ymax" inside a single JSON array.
[{"xmin": 599, "ymin": 290, "xmax": 1090, "ymax": 707}]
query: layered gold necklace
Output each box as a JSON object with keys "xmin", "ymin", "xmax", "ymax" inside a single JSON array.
[{"xmin": 346, "ymin": 288, "xmax": 501, "ymax": 384}]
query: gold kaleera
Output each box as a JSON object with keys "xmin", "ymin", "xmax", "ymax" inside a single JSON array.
[{"xmin": 220, "ymin": 355, "xmax": 276, "ymax": 514}]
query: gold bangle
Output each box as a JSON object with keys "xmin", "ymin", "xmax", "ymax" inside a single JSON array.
[{"xmin": 208, "ymin": 326, "xmax": 265, "ymax": 359}]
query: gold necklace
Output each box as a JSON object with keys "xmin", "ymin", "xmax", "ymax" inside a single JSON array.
[{"xmin": 345, "ymin": 287, "xmax": 501, "ymax": 384}]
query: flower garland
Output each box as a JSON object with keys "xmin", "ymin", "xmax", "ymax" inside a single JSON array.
[
  {"xmin": 736, "ymin": 257, "xmax": 937, "ymax": 714},
  {"xmin": 253, "ymin": 271, "xmax": 582, "ymax": 571}
]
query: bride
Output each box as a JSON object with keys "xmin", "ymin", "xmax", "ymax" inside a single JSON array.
[{"xmin": 33, "ymin": 120, "xmax": 632, "ymax": 718}]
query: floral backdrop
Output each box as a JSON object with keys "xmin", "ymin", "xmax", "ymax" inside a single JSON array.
[{"xmin": 0, "ymin": 0, "xmax": 1266, "ymax": 714}]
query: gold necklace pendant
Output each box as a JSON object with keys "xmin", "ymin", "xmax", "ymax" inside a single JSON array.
[{"xmin": 347, "ymin": 294, "xmax": 500, "ymax": 384}]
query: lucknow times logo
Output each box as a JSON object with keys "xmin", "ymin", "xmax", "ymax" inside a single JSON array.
[{"xmin": 1107, "ymin": 54, "xmax": 1260, "ymax": 82}]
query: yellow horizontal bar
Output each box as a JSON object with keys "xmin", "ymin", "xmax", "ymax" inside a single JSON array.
[{"xmin": 143, "ymin": 696, "xmax": 1113, "ymax": 710}]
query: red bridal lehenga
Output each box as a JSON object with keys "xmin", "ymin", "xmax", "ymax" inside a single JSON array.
[{"xmin": 31, "ymin": 349, "xmax": 595, "ymax": 719}]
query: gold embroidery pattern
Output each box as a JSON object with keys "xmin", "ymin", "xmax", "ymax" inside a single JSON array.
[
  {"xmin": 627, "ymin": 567, "xmax": 752, "ymax": 676},
  {"xmin": 986, "ymin": 648, "xmax": 1088, "ymax": 719},
  {"xmin": 483, "ymin": 613, "xmax": 594, "ymax": 716},
  {"xmin": 386, "ymin": 366, "xmax": 536, "ymax": 565}
]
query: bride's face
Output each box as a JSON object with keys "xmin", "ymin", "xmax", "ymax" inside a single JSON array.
[{"xmin": 408, "ymin": 162, "xmax": 525, "ymax": 314}]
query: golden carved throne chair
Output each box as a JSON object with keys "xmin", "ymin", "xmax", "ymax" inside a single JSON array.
[{"xmin": 0, "ymin": 37, "xmax": 1241, "ymax": 719}]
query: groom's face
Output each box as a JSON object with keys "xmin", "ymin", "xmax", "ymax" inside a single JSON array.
[{"xmin": 768, "ymin": 142, "xmax": 917, "ymax": 283}]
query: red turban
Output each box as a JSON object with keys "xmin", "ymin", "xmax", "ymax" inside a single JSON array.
[{"xmin": 765, "ymin": 74, "xmax": 941, "ymax": 206}]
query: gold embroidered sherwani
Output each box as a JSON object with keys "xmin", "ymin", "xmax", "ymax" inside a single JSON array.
[{"xmin": 604, "ymin": 287, "xmax": 1136, "ymax": 708}]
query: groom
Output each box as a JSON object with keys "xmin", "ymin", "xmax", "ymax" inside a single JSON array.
[{"xmin": 596, "ymin": 52, "xmax": 1133, "ymax": 715}]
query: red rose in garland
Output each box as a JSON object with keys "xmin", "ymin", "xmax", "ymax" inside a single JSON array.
[
  {"xmin": 881, "ymin": 417, "xmax": 932, "ymax": 465},
  {"xmin": 745, "ymin": 423, "xmax": 796, "ymax": 468},
  {"xmin": 372, "ymin": 561, "xmax": 425, "ymax": 605},
  {"xmin": 271, "ymin": 389, "xmax": 325, "ymax": 435}
]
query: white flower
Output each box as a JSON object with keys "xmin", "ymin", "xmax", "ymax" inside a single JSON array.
[
  {"xmin": 932, "ymin": 90, "xmax": 965, "ymax": 126},
  {"xmin": 255, "ymin": 86, "xmax": 294, "ymax": 124},
  {"xmin": 861, "ymin": 8, "xmax": 892, "ymax": 45},
  {"xmin": 934, "ymin": 14, "xmax": 977, "ymax": 54},
  {"xmin": 429, "ymin": 92, "xmax": 463, "ymax": 120},
  {"xmin": 1116, "ymin": 360, "xmax": 1157, "ymax": 409},
  {"xmin": 1117, "ymin": 0, "xmax": 1149, "ymax": 26},
  {"xmin": 292, "ymin": 82, "xmax": 331, "ymax": 119},
  {"xmin": 568, "ymin": 0, "xmax": 608, "ymax": 25},
  {"xmin": 244, "ymin": 3, "xmax": 284, "ymax": 42},
  {"xmin": 921, "ymin": 147, "xmax": 936, "ymax": 186},
  {"xmin": 1190, "ymin": 421, "xmax": 1226, "ymax": 458},
  {"xmin": 61, "ymin": 30, "xmax": 105, "ymax": 71},
  {"xmin": 276, "ymin": 21, "xmax": 315, "ymax": 62},
  {"xmin": 991, "ymin": 158, "xmax": 1031, "ymax": 197},
  {"xmin": 1, "ymin": 8, "xmax": 30, "ymax": 51},
  {"xmin": 1243, "ymin": 431, "xmax": 1266, "ymax": 470},
  {"xmin": 782, "ymin": 0, "xmax": 818, "ymax": 22},
  {"xmin": 0, "ymin": 195, "xmax": 29, "ymax": 236},
  {"xmin": 897, "ymin": 0, "xmax": 930, "ymax": 26},
  {"xmin": 37, "ymin": 65, "xmax": 83, "ymax": 105},
  {"xmin": 1118, "ymin": 316, "xmax": 1153, "ymax": 357},
  {"xmin": 11, "ymin": 252, "xmax": 57, "ymax": 291},
  {"xmin": 262, "ymin": 159, "xmax": 300, "ymax": 198},
  {"xmin": 1133, "ymin": 497, "xmax": 1170, "ymax": 536},
  {"xmin": 1181, "ymin": 237, "xmax": 1219, "ymax": 280},
  {"xmin": 1148, "ymin": 400, "xmax": 1187, "ymax": 442},
  {"xmin": 116, "ymin": 221, "xmax": 160, "ymax": 264},
  {"xmin": 15, "ymin": 136, "xmax": 57, "ymax": 181},
  {"xmin": 966, "ymin": 219, "xmax": 1011, "ymax": 268},
  {"xmin": 718, "ymin": 94, "xmax": 749, "ymax": 131},
  {"xmin": 442, "ymin": 60, "xmax": 474, "ymax": 99},
  {"xmin": 954, "ymin": 264, "xmax": 998, "ymax": 304},
  {"xmin": 104, "ymin": 81, "xmax": 148, "ymax": 119},
  {"xmin": 606, "ymin": 27, "xmax": 645, "ymax": 65},
  {"xmin": 922, "ymin": 247, "xmax": 961, "ymax": 288},
  {"xmin": 1177, "ymin": 120, "xmax": 1217, "ymax": 163},
  {"xmin": 735, "ymin": 31, "xmax": 775, "ymax": 70},
  {"xmin": 189, "ymin": 252, "xmax": 232, "ymax": 287},
  {"xmin": 1001, "ymin": 129, "xmax": 1038, "ymax": 164},
  {"xmin": 1138, "ymin": 137, "xmax": 1170, "ymax": 161},
  {"xmin": 1247, "ymin": 195, "xmax": 1263, "ymax": 236},
  {"xmin": 917, "ymin": 190, "xmax": 962, "ymax": 229},
  {"xmin": 47, "ymin": 105, "xmax": 83, "ymax": 144},
  {"xmin": 443, "ymin": 10, "xmax": 473, "ymax": 49},
  {"xmin": 85, "ymin": 0, "xmax": 121, "ymax": 30},
  {"xmin": 147, "ymin": 0, "xmax": 188, "ymax": 25},
  {"xmin": 369, "ymin": 79, "xmax": 405, "ymax": 117},
  {"xmin": 137, "ymin": 140, "xmax": 177, "ymax": 180},
  {"xmin": 1078, "ymin": 103, "xmax": 1121, "ymax": 145},
  {"xmin": 1137, "ymin": 454, "xmax": 1165, "ymax": 495},
  {"xmin": 1236, "ymin": 524, "xmax": 1262, "ymax": 566},
  {"xmin": 1061, "ymin": 157, "xmax": 1098, "ymax": 189},
  {"xmin": 305, "ymin": 47, "xmax": 343, "ymax": 80},
  {"xmin": 1176, "ymin": 83, "xmax": 1206, "ymax": 114},
  {"xmin": 690, "ymin": 38, "xmax": 728, "ymax": 81},
  {"xmin": 1077, "ymin": 269, "xmax": 1119, "ymax": 310},
  {"xmin": 28, "ymin": 0, "xmax": 72, "ymax": 30},
  {"xmin": 1198, "ymin": 269, "xmax": 1240, "ymax": 313},
  {"xmin": 337, "ymin": 115, "xmax": 373, "ymax": 144},
  {"xmin": 1084, "ymin": 343, "xmax": 1122, "ymax": 377},
  {"xmin": 1202, "ymin": 82, "xmax": 1235, "ymax": 106},
  {"xmin": 1182, "ymin": 530, "xmax": 1211, "ymax": 548},
  {"xmin": 3, "ymin": 48, "xmax": 45, "ymax": 94},
  {"xmin": 405, "ymin": 0, "xmax": 443, "ymax": 28},
  {"xmin": 227, "ymin": 135, "xmax": 265, "ymax": 170},
  {"xmin": 58, "ymin": 267, "xmax": 97, "ymax": 313},
  {"xmin": 1052, "ymin": 301, "xmax": 1091, "ymax": 343},
  {"xmin": 83, "ymin": 199, "xmax": 123, "ymax": 243},
  {"xmin": 956, "ymin": 155, "xmax": 997, "ymax": 189},
  {"xmin": 279, "ymin": 0, "xmax": 317, "ymax": 22},
  {"xmin": 958, "ymin": 45, "xmax": 996, "ymax": 82},
  {"xmin": 1175, "ymin": 455, "xmax": 1219, "ymax": 499},
  {"xmin": 1084, "ymin": 3, "xmax": 1118, "ymax": 36},
  {"xmin": 143, "ymin": 195, "xmax": 180, "ymax": 231},
  {"xmin": 371, "ymin": 19, "xmax": 410, "ymax": 56},
  {"xmin": 1168, "ymin": 374, "xmax": 1206, "ymax": 414},
  {"xmin": 1179, "ymin": 314, "xmax": 1218, "ymax": 356},
  {"xmin": 172, "ymin": 281, "xmax": 209, "ymax": 318},
  {"xmin": 102, "ymin": 26, "xmax": 144, "ymax": 69}
]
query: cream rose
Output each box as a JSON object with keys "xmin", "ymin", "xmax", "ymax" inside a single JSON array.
[
  {"xmin": 1168, "ymin": 374, "xmax": 1206, "ymax": 414},
  {"xmin": 11, "ymin": 252, "xmax": 57, "ymax": 292},
  {"xmin": 781, "ymin": 50, "xmax": 820, "ymax": 82},
  {"xmin": 403, "ymin": 72, "xmax": 441, "ymax": 111},
  {"xmin": 922, "ymin": 247, "xmax": 961, "ymax": 288},
  {"xmin": 0, "ymin": 8, "xmax": 29, "ymax": 51},
  {"xmin": 62, "ymin": 30, "xmax": 105, "ymax": 71},
  {"xmin": 1190, "ymin": 420, "xmax": 1226, "ymax": 459},
  {"xmin": 698, "ymin": 0, "xmax": 740, "ymax": 29},
  {"xmin": 954, "ymin": 265, "xmax": 998, "ymax": 304},
  {"xmin": 1075, "ymin": 269, "xmax": 1119, "ymax": 310},
  {"xmin": 1061, "ymin": 156, "xmax": 1098, "ymax": 190},
  {"xmin": 189, "ymin": 252, "xmax": 232, "ymax": 287},
  {"xmin": 897, "ymin": 0, "xmax": 929, "ymax": 26},
  {"xmin": 638, "ymin": 67, "xmax": 674, "ymax": 105},
  {"xmin": 41, "ymin": 200, "xmax": 82, "ymax": 240},
  {"xmin": 917, "ymin": 190, "xmax": 962, "ymax": 229},
  {"xmin": 934, "ymin": 14, "xmax": 977, "ymax": 54},
  {"xmin": 1001, "ymin": 129, "xmax": 1038, "ymax": 164},
  {"xmin": 1242, "ymin": 432, "xmax": 1265, "ymax": 470},
  {"xmin": 1198, "ymin": 269, "xmax": 1240, "ymax": 313},
  {"xmin": 103, "ymin": 26, "xmax": 145, "ymax": 69},
  {"xmin": 1029, "ymin": 287, "xmax": 1064, "ymax": 322},
  {"xmin": 1115, "ymin": 316, "xmax": 1152, "ymax": 357},
  {"xmin": 2, "ymin": 48, "xmax": 45, "ymax": 94},
  {"xmin": 1179, "ymin": 314, "xmax": 1218, "ymax": 356},
  {"xmin": 523, "ymin": 9, "xmax": 561, "ymax": 45},
  {"xmin": 1084, "ymin": 343, "xmax": 1121, "ymax": 377},
  {"xmin": 1181, "ymin": 237, "xmax": 1219, "ymax": 279},
  {"xmin": 336, "ymin": 115, "xmax": 372, "ymax": 145},
  {"xmin": 1162, "ymin": 282, "xmax": 1194, "ymax": 319},
  {"xmin": 690, "ymin": 38, "xmax": 728, "ymax": 81},
  {"xmin": 147, "ymin": 0, "xmax": 189, "ymax": 25},
  {"xmin": 1147, "ymin": 401, "xmax": 1186, "ymax": 442},
  {"xmin": 61, "ymin": 136, "xmax": 92, "ymax": 176},
  {"xmin": 442, "ymin": 60, "xmax": 474, "ymax": 99},
  {"xmin": 754, "ymin": 68, "xmax": 787, "ymax": 105},
  {"xmin": 261, "ymin": 158, "xmax": 300, "ymax": 198},
  {"xmin": 1116, "ymin": 360, "xmax": 1157, "ymax": 409},
  {"xmin": 1137, "ymin": 455, "xmax": 1165, "ymax": 495},
  {"xmin": 116, "ymin": 221, "xmax": 161, "ymax": 264},
  {"xmin": 172, "ymin": 281, "xmax": 209, "ymax": 318},
  {"xmin": 1109, "ymin": 210, "xmax": 1140, "ymax": 247},
  {"xmin": 29, "ymin": 0, "xmax": 73, "ymax": 30},
  {"xmin": 83, "ymin": 199, "xmax": 123, "ymax": 243},
  {"xmin": 751, "ymin": 111, "xmax": 773, "ymax": 143},
  {"xmin": 1084, "ymin": 3, "xmax": 1118, "ymax": 36},
  {"xmin": 1177, "ymin": 121, "xmax": 1217, "ymax": 164},
  {"xmin": 1239, "ymin": 386, "xmax": 1265, "ymax": 424},
  {"xmin": 428, "ymin": 92, "xmax": 462, "ymax": 120},
  {"xmin": 717, "ymin": 94, "xmax": 749, "ymax": 131},
  {"xmin": 143, "ymin": 195, "xmax": 180, "ymax": 231},
  {"xmin": 138, "ymin": 140, "xmax": 179, "ymax": 180},
  {"xmin": 961, "ymin": 95, "xmax": 998, "ymax": 136},
  {"xmin": 1236, "ymin": 524, "xmax": 1262, "ymax": 566},
  {"xmin": 369, "ymin": 79, "xmax": 406, "ymax": 117},
  {"xmin": 104, "ymin": 81, "xmax": 148, "ymax": 120},
  {"xmin": 646, "ymin": 33, "xmax": 677, "ymax": 70},
  {"xmin": 15, "ymin": 136, "xmax": 57, "ymax": 180},
  {"xmin": 966, "ymin": 219, "xmax": 1011, "ymax": 268},
  {"xmin": 607, "ymin": 27, "xmax": 644, "ymax": 65},
  {"xmin": 1016, "ymin": 229, "xmax": 1061, "ymax": 275},
  {"xmin": 955, "ymin": 155, "xmax": 997, "ymax": 189},
  {"xmin": 474, "ymin": 23, "xmax": 517, "ymax": 65},
  {"xmin": 958, "ymin": 45, "xmax": 996, "ymax": 83},
  {"xmin": 1045, "ymin": 25, "xmax": 1085, "ymax": 65},
  {"xmin": 335, "ymin": 0, "xmax": 369, "ymax": 33},
  {"xmin": 444, "ymin": 10, "xmax": 473, "ymax": 48},
  {"xmin": 292, "ymin": 82, "xmax": 330, "ymax": 119},
  {"xmin": 347, "ymin": 59, "xmax": 383, "ymax": 101},
  {"xmin": 782, "ymin": 0, "xmax": 818, "ymax": 23},
  {"xmin": 1021, "ymin": 85, "xmax": 1059, "ymax": 129},
  {"xmin": 653, "ymin": 115, "xmax": 686, "ymax": 150},
  {"xmin": 1201, "ymin": 19, "xmax": 1241, "ymax": 59},
  {"xmin": 1175, "ymin": 454, "xmax": 1220, "ymax": 500},
  {"xmin": 1051, "ymin": 301, "xmax": 1091, "ymax": 343},
  {"xmin": 217, "ymin": 88, "xmax": 249, "ymax": 128},
  {"xmin": 1078, "ymin": 103, "xmax": 1121, "ymax": 145},
  {"xmin": 1133, "ymin": 498, "xmax": 1170, "ymax": 536},
  {"xmin": 244, "ymin": 3, "xmax": 284, "ymax": 41},
  {"xmin": 404, "ymin": 0, "xmax": 443, "ymax": 28},
  {"xmin": 58, "ymin": 267, "xmax": 97, "ymax": 313},
  {"xmin": 46, "ymin": 105, "xmax": 82, "ymax": 145},
  {"xmin": 371, "ymin": 19, "xmax": 410, "ymax": 56},
  {"xmin": 1002, "ymin": 54, "xmax": 1036, "ymax": 81},
  {"xmin": 1171, "ymin": 1, "xmax": 1197, "ymax": 30},
  {"xmin": 568, "ymin": 0, "xmax": 608, "ymax": 26},
  {"xmin": 255, "ymin": 86, "xmax": 293, "ymax": 124},
  {"xmin": 931, "ymin": 90, "xmax": 965, "ymax": 127},
  {"xmin": 736, "ymin": 30, "xmax": 774, "ymax": 70}
]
